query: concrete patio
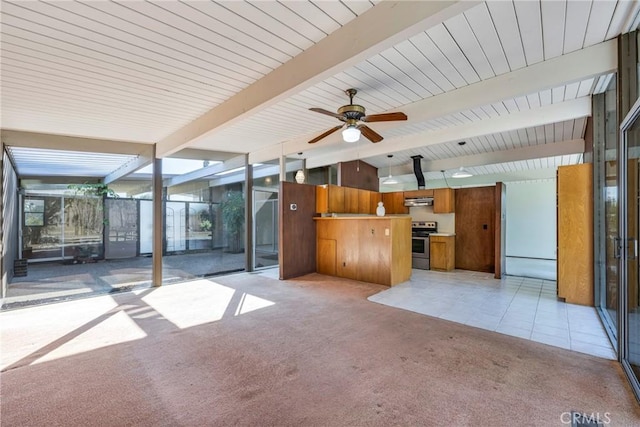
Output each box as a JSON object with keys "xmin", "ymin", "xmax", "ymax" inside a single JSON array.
[{"xmin": 2, "ymin": 250, "xmax": 277, "ymax": 310}]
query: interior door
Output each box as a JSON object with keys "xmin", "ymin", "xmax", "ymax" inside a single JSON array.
[{"xmin": 454, "ymin": 187, "xmax": 495, "ymax": 272}]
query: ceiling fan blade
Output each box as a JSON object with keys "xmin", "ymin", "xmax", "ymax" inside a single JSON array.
[
  {"xmin": 362, "ymin": 112, "xmax": 407, "ymax": 122},
  {"xmin": 308, "ymin": 125, "xmax": 343, "ymax": 144},
  {"xmin": 358, "ymin": 125, "xmax": 383, "ymax": 143},
  {"xmin": 309, "ymin": 108, "xmax": 346, "ymax": 121}
]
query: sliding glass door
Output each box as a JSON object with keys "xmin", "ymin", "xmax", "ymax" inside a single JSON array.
[
  {"xmin": 599, "ymin": 80, "xmax": 619, "ymax": 345},
  {"xmin": 253, "ymin": 187, "xmax": 278, "ymax": 270},
  {"xmin": 621, "ymin": 97, "xmax": 640, "ymax": 399}
]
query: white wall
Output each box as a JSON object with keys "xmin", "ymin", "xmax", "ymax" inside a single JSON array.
[
  {"xmin": 505, "ymin": 179, "xmax": 557, "ymax": 280},
  {"xmin": 408, "ymin": 205, "xmax": 455, "ymax": 233}
]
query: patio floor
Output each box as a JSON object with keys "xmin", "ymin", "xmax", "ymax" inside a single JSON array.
[{"xmin": 2, "ymin": 250, "xmax": 277, "ymax": 310}]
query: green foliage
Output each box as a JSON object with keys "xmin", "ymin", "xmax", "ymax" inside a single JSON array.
[
  {"xmin": 67, "ymin": 183, "xmax": 118, "ymax": 198},
  {"xmin": 66, "ymin": 182, "xmax": 115, "ymax": 231},
  {"xmin": 220, "ymin": 191, "xmax": 245, "ymax": 252},
  {"xmin": 199, "ymin": 219, "xmax": 212, "ymax": 232}
]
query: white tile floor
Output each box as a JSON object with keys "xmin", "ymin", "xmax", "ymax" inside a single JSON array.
[{"xmin": 369, "ymin": 269, "xmax": 616, "ymax": 360}]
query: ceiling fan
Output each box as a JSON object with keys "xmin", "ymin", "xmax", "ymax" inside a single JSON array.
[{"xmin": 307, "ymin": 88, "xmax": 407, "ymax": 144}]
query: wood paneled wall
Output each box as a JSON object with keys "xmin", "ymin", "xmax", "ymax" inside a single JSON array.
[
  {"xmin": 455, "ymin": 186, "xmax": 496, "ymax": 273},
  {"xmin": 279, "ymin": 181, "xmax": 317, "ymax": 280},
  {"xmin": 338, "ymin": 160, "xmax": 379, "ymax": 192}
]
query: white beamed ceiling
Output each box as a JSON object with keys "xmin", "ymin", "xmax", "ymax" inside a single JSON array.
[{"xmin": 1, "ymin": 1, "xmax": 640, "ymax": 179}]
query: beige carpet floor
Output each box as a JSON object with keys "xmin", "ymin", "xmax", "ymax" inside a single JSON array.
[{"xmin": 2, "ymin": 272, "xmax": 639, "ymax": 426}]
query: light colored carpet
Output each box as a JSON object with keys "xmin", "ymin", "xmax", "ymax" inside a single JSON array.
[{"xmin": 1, "ymin": 272, "xmax": 639, "ymax": 426}]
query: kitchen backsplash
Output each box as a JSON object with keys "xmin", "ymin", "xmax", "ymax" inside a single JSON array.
[{"xmin": 409, "ymin": 206, "xmax": 455, "ymax": 233}]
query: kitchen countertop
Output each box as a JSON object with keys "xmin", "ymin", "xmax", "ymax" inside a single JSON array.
[
  {"xmin": 430, "ymin": 232, "xmax": 456, "ymax": 236},
  {"xmin": 313, "ymin": 215, "xmax": 411, "ymax": 220}
]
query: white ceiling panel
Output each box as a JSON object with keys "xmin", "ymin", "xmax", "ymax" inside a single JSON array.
[
  {"xmin": 7, "ymin": 146, "xmax": 139, "ymax": 177},
  {"xmin": 541, "ymin": 0, "xmax": 567, "ymax": 60},
  {"xmin": 513, "ymin": 1, "xmax": 544, "ymax": 66},
  {"xmin": 486, "ymin": 1, "xmax": 526, "ymax": 71},
  {"xmin": 0, "ymin": 0, "xmax": 629, "ymax": 181},
  {"xmin": 410, "ymin": 31, "xmax": 468, "ymax": 89},
  {"xmin": 427, "ymin": 23, "xmax": 481, "ymax": 85},
  {"xmin": 444, "ymin": 13, "xmax": 495, "ymax": 80},
  {"xmin": 607, "ymin": 0, "xmax": 640, "ymax": 39},
  {"xmin": 564, "ymin": 1, "xmax": 592, "ymax": 54}
]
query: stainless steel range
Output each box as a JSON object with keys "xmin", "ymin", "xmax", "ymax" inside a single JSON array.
[{"xmin": 411, "ymin": 221, "xmax": 437, "ymax": 270}]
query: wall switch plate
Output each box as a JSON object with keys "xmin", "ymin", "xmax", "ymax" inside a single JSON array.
[
  {"xmin": 290, "ymin": 203, "xmax": 297, "ymax": 211},
  {"xmin": 385, "ymin": 228, "xmax": 390, "ymax": 236}
]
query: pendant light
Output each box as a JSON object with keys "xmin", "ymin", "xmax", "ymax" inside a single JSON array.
[
  {"xmin": 382, "ymin": 154, "xmax": 398, "ymax": 185},
  {"xmin": 451, "ymin": 141, "xmax": 473, "ymax": 178},
  {"xmin": 451, "ymin": 166, "xmax": 472, "ymax": 178}
]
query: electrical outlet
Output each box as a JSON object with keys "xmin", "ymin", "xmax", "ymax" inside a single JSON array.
[{"xmin": 385, "ymin": 228, "xmax": 390, "ymax": 236}]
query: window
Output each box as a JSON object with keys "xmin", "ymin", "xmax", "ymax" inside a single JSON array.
[{"xmin": 24, "ymin": 199, "xmax": 45, "ymax": 226}]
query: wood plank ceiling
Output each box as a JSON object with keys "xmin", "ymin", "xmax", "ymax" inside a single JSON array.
[{"xmin": 1, "ymin": 1, "xmax": 639, "ymax": 179}]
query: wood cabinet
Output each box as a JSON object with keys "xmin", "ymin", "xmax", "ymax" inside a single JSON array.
[
  {"xmin": 358, "ymin": 189, "xmax": 371, "ymax": 214},
  {"xmin": 344, "ymin": 186, "xmax": 359, "ymax": 214},
  {"xmin": 315, "ymin": 216, "xmax": 412, "ymax": 286},
  {"xmin": 404, "ymin": 189, "xmax": 434, "ymax": 198},
  {"xmin": 369, "ymin": 191, "xmax": 382, "ymax": 214},
  {"xmin": 316, "ymin": 184, "xmax": 345, "ymax": 213},
  {"xmin": 317, "ymin": 185, "xmax": 381, "ymax": 215},
  {"xmin": 557, "ymin": 163, "xmax": 593, "ymax": 306},
  {"xmin": 430, "ymin": 235, "xmax": 455, "ymax": 271},
  {"xmin": 317, "ymin": 238, "xmax": 336, "ymax": 276},
  {"xmin": 434, "ymin": 188, "xmax": 455, "ymax": 213},
  {"xmin": 382, "ymin": 191, "xmax": 409, "ymax": 214}
]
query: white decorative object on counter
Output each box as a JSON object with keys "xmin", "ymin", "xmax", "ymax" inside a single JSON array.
[
  {"xmin": 295, "ymin": 170, "xmax": 305, "ymax": 184},
  {"xmin": 376, "ymin": 201, "xmax": 385, "ymax": 217}
]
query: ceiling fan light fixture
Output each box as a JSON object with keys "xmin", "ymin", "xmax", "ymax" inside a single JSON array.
[
  {"xmin": 342, "ymin": 126, "xmax": 361, "ymax": 143},
  {"xmin": 451, "ymin": 166, "xmax": 473, "ymax": 179}
]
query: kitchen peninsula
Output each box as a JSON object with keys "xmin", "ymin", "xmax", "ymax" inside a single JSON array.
[{"xmin": 314, "ymin": 215, "xmax": 411, "ymax": 286}]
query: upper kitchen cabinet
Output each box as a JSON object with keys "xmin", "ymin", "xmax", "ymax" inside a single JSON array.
[
  {"xmin": 382, "ymin": 191, "xmax": 409, "ymax": 214},
  {"xmin": 358, "ymin": 189, "xmax": 375, "ymax": 215},
  {"xmin": 344, "ymin": 186, "xmax": 360, "ymax": 214},
  {"xmin": 404, "ymin": 189, "xmax": 434, "ymax": 198},
  {"xmin": 434, "ymin": 188, "xmax": 455, "ymax": 213},
  {"xmin": 316, "ymin": 185, "xmax": 381, "ymax": 215},
  {"xmin": 316, "ymin": 184, "xmax": 345, "ymax": 213}
]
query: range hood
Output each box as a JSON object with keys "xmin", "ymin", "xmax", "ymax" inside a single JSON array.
[{"xmin": 404, "ymin": 197, "xmax": 434, "ymax": 207}]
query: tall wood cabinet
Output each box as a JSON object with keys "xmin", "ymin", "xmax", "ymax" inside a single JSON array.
[{"xmin": 557, "ymin": 163, "xmax": 593, "ymax": 306}]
